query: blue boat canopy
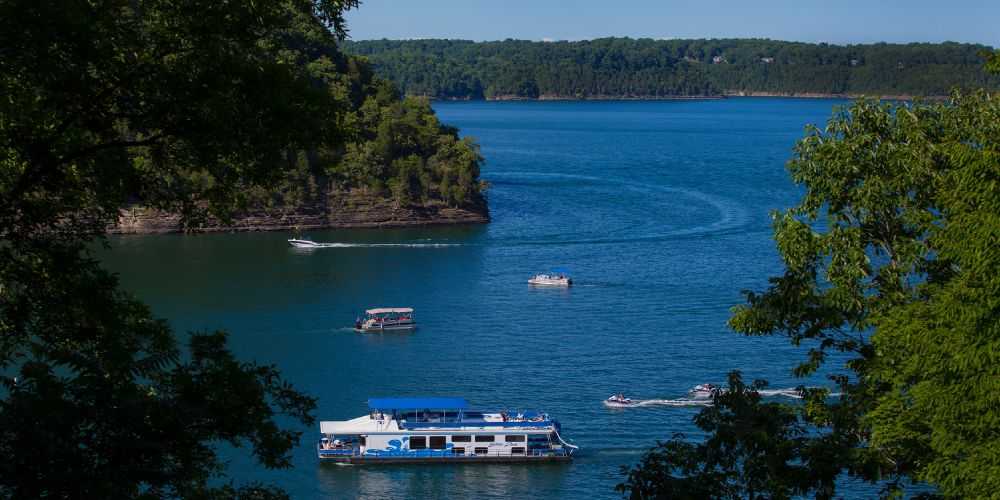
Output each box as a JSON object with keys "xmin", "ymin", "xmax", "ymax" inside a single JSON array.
[{"xmin": 368, "ymin": 397, "xmax": 469, "ymax": 410}]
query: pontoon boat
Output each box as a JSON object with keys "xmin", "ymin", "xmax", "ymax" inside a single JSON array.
[
  {"xmin": 354, "ymin": 308, "xmax": 416, "ymax": 333},
  {"xmin": 317, "ymin": 397, "xmax": 577, "ymax": 463},
  {"xmin": 528, "ymin": 271, "xmax": 572, "ymax": 286}
]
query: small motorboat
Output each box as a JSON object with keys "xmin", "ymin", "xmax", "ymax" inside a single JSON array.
[
  {"xmin": 689, "ymin": 383, "xmax": 720, "ymax": 399},
  {"xmin": 603, "ymin": 393, "xmax": 638, "ymax": 408},
  {"xmin": 528, "ymin": 269, "xmax": 572, "ymax": 286},
  {"xmin": 354, "ymin": 308, "xmax": 416, "ymax": 333},
  {"xmin": 288, "ymin": 238, "xmax": 322, "ymax": 248}
]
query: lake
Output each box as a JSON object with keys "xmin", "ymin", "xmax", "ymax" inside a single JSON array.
[{"xmin": 104, "ymin": 98, "xmax": 858, "ymax": 498}]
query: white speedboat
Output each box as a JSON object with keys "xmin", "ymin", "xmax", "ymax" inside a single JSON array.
[
  {"xmin": 318, "ymin": 397, "xmax": 577, "ymax": 464},
  {"xmin": 288, "ymin": 238, "xmax": 321, "ymax": 248},
  {"xmin": 354, "ymin": 308, "xmax": 416, "ymax": 333},
  {"xmin": 689, "ymin": 383, "xmax": 720, "ymax": 399},
  {"xmin": 602, "ymin": 393, "xmax": 638, "ymax": 408},
  {"xmin": 528, "ymin": 272, "xmax": 572, "ymax": 286}
]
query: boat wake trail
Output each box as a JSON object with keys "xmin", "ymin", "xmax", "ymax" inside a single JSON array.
[
  {"xmin": 606, "ymin": 388, "xmax": 840, "ymax": 410},
  {"xmin": 605, "ymin": 398, "xmax": 712, "ymax": 408},
  {"xmin": 759, "ymin": 387, "xmax": 844, "ymax": 399},
  {"xmin": 634, "ymin": 398, "xmax": 714, "ymax": 407},
  {"xmin": 758, "ymin": 388, "xmax": 804, "ymax": 399},
  {"xmin": 293, "ymin": 242, "xmax": 463, "ymax": 249}
]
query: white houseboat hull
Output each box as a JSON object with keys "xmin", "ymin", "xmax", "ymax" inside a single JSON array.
[
  {"xmin": 318, "ymin": 398, "xmax": 577, "ymax": 465},
  {"xmin": 320, "ymin": 452, "xmax": 572, "ymax": 464}
]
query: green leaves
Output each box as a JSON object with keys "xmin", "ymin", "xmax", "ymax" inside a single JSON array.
[
  {"xmin": 331, "ymin": 85, "xmax": 485, "ymax": 208},
  {"xmin": 981, "ymin": 49, "xmax": 1000, "ymax": 75},
  {"xmin": 865, "ymin": 91, "xmax": 1000, "ymax": 497}
]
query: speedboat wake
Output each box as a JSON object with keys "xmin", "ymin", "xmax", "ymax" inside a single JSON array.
[
  {"xmin": 289, "ymin": 238, "xmax": 460, "ymax": 249},
  {"xmin": 604, "ymin": 393, "xmax": 712, "ymax": 408},
  {"xmin": 604, "ymin": 385, "xmax": 839, "ymax": 409}
]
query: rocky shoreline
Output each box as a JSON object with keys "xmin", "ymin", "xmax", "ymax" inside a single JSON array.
[
  {"xmin": 486, "ymin": 94, "xmax": 726, "ymax": 101},
  {"xmin": 111, "ymin": 191, "xmax": 489, "ymax": 235},
  {"xmin": 722, "ymin": 90, "xmax": 946, "ymax": 100}
]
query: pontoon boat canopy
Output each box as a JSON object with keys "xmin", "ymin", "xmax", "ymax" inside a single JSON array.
[
  {"xmin": 368, "ymin": 397, "xmax": 468, "ymax": 410},
  {"xmin": 365, "ymin": 307, "xmax": 414, "ymax": 315}
]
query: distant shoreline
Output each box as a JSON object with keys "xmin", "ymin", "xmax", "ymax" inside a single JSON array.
[{"xmin": 423, "ymin": 92, "xmax": 946, "ymax": 102}]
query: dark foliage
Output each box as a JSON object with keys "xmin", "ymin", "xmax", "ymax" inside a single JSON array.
[{"xmin": 0, "ymin": 0, "xmax": 371, "ymax": 497}]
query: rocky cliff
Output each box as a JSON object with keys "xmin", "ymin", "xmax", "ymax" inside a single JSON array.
[{"xmin": 111, "ymin": 191, "xmax": 489, "ymax": 234}]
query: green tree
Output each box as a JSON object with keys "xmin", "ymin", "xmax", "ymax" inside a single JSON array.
[
  {"xmin": 0, "ymin": 0, "xmax": 357, "ymax": 497},
  {"xmin": 622, "ymin": 90, "xmax": 1000, "ymax": 498},
  {"xmin": 982, "ymin": 49, "xmax": 1000, "ymax": 74},
  {"xmin": 329, "ymin": 85, "xmax": 485, "ymax": 208}
]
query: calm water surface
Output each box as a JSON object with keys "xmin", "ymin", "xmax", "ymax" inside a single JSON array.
[{"xmin": 104, "ymin": 98, "xmax": 859, "ymax": 498}]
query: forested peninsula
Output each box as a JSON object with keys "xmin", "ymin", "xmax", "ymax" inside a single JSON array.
[
  {"xmin": 344, "ymin": 38, "xmax": 1000, "ymax": 100},
  {"xmin": 116, "ymin": 20, "xmax": 488, "ymax": 234}
]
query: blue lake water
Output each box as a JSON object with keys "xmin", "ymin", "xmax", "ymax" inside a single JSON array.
[{"xmin": 104, "ymin": 98, "xmax": 859, "ymax": 498}]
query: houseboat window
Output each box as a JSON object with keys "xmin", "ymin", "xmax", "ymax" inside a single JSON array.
[
  {"xmin": 511, "ymin": 447, "xmax": 526, "ymax": 455},
  {"xmin": 452, "ymin": 447, "xmax": 465, "ymax": 455},
  {"xmin": 474, "ymin": 435, "xmax": 495, "ymax": 442},
  {"xmin": 451, "ymin": 435, "xmax": 471, "ymax": 442},
  {"xmin": 410, "ymin": 436, "xmax": 427, "ymax": 449},
  {"xmin": 429, "ymin": 436, "xmax": 447, "ymax": 449},
  {"xmin": 505, "ymin": 435, "xmax": 526, "ymax": 442},
  {"xmin": 359, "ymin": 437, "xmax": 366, "ymax": 446},
  {"xmin": 474, "ymin": 447, "xmax": 489, "ymax": 455}
]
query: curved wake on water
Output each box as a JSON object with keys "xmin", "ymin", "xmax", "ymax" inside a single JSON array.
[
  {"xmin": 487, "ymin": 171, "xmax": 750, "ymax": 246},
  {"xmin": 288, "ymin": 171, "xmax": 751, "ymax": 250}
]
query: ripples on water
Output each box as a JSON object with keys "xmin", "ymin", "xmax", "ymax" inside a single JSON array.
[{"xmin": 105, "ymin": 98, "xmax": 865, "ymax": 499}]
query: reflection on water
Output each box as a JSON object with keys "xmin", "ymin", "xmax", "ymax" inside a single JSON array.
[{"xmin": 317, "ymin": 463, "xmax": 570, "ymax": 499}]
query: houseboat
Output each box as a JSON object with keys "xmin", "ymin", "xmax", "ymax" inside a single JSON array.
[
  {"xmin": 317, "ymin": 397, "xmax": 577, "ymax": 464},
  {"xmin": 354, "ymin": 308, "xmax": 416, "ymax": 333}
]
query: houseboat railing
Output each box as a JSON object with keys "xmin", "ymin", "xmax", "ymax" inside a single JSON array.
[
  {"xmin": 318, "ymin": 445, "xmax": 570, "ymax": 459},
  {"xmin": 399, "ymin": 420, "xmax": 553, "ymax": 430}
]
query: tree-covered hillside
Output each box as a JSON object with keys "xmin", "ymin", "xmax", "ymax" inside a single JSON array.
[
  {"xmin": 344, "ymin": 38, "xmax": 1000, "ymax": 99},
  {"xmin": 229, "ymin": 28, "xmax": 486, "ymax": 215}
]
